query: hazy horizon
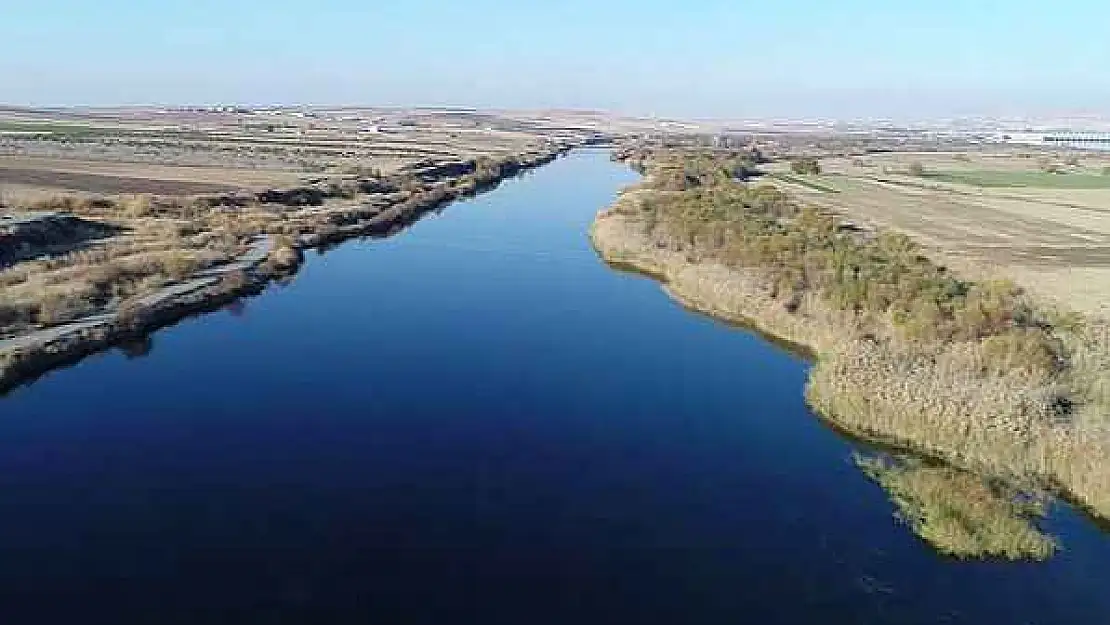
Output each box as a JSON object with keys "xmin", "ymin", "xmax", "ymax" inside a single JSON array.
[{"xmin": 4, "ymin": 0, "xmax": 1108, "ymax": 120}]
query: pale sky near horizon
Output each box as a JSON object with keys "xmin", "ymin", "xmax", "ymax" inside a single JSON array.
[{"xmin": 3, "ymin": 0, "xmax": 1108, "ymax": 119}]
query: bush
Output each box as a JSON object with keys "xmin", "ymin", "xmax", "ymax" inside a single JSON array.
[
  {"xmin": 1038, "ymin": 158, "xmax": 1063, "ymax": 174},
  {"xmin": 265, "ymin": 245, "xmax": 301, "ymax": 273},
  {"xmin": 908, "ymin": 161, "xmax": 926, "ymax": 176},
  {"xmin": 116, "ymin": 298, "xmax": 148, "ymax": 330},
  {"xmin": 36, "ymin": 292, "xmax": 84, "ymax": 326},
  {"xmin": 981, "ymin": 329, "xmax": 1058, "ymax": 376},
  {"xmin": 790, "ymin": 157, "xmax": 821, "ymax": 175},
  {"xmin": 217, "ymin": 269, "xmax": 250, "ymax": 293},
  {"xmin": 0, "ymin": 302, "xmax": 31, "ymax": 330},
  {"xmin": 120, "ymin": 195, "xmax": 153, "ymax": 218},
  {"xmin": 161, "ymin": 252, "xmax": 198, "ymax": 281}
]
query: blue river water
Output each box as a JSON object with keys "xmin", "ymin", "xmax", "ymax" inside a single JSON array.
[{"xmin": 0, "ymin": 150, "xmax": 1107, "ymax": 624}]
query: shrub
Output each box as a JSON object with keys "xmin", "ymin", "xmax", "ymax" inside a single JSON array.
[
  {"xmin": 980, "ymin": 329, "xmax": 1058, "ymax": 376},
  {"xmin": 0, "ymin": 302, "xmax": 31, "ymax": 330},
  {"xmin": 265, "ymin": 245, "xmax": 301, "ymax": 273},
  {"xmin": 1038, "ymin": 158, "xmax": 1063, "ymax": 174},
  {"xmin": 790, "ymin": 157, "xmax": 821, "ymax": 175},
  {"xmin": 116, "ymin": 297, "xmax": 150, "ymax": 330},
  {"xmin": 36, "ymin": 292, "xmax": 84, "ymax": 326},
  {"xmin": 119, "ymin": 194, "xmax": 153, "ymax": 218},
  {"xmin": 908, "ymin": 161, "xmax": 926, "ymax": 176},
  {"xmin": 400, "ymin": 178, "xmax": 425, "ymax": 194},
  {"xmin": 161, "ymin": 252, "xmax": 198, "ymax": 281},
  {"xmin": 217, "ymin": 269, "xmax": 250, "ymax": 293},
  {"xmin": 87, "ymin": 262, "xmax": 127, "ymax": 287}
]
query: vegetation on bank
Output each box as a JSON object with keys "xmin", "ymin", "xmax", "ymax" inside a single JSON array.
[
  {"xmin": 790, "ymin": 157, "xmax": 821, "ymax": 175},
  {"xmin": 619, "ymin": 152, "xmax": 1069, "ymax": 363},
  {"xmin": 0, "ymin": 152, "xmax": 554, "ymax": 341},
  {"xmin": 593, "ymin": 148, "xmax": 1110, "ymax": 546},
  {"xmin": 855, "ymin": 454, "xmax": 1057, "ymax": 560},
  {"xmin": 0, "ymin": 150, "xmax": 563, "ymax": 392}
]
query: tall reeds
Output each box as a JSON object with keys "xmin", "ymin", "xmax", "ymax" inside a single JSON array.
[{"xmin": 591, "ymin": 149, "xmax": 1110, "ymax": 521}]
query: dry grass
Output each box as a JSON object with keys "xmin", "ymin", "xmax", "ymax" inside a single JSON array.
[
  {"xmin": 0, "ymin": 223, "xmax": 239, "ymax": 337},
  {"xmin": 591, "ymin": 149, "xmax": 1110, "ymax": 524}
]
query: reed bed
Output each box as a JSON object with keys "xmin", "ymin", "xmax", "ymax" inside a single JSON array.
[{"xmin": 591, "ymin": 149, "xmax": 1110, "ymax": 525}]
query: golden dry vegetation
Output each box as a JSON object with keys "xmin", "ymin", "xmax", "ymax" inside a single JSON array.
[{"xmin": 591, "ymin": 148, "xmax": 1110, "ymax": 543}]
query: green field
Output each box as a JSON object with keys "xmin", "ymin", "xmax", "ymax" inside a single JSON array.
[
  {"xmin": 0, "ymin": 120, "xmax": 114, "ymax": 138},
  {"xmin": 0, "ymin": 121, "xmax": 178, "ymax": 140},
  {"xmin": 922, "ymin": 169, "xmax": 1110, "ymax": 189},
  {"xmin": 768, "ymin": 172, "xmax": 842, "ymax": 193}
]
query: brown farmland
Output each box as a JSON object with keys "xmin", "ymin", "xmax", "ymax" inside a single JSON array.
[{"xmin": 766, "ymin": 150, "xmax": 1110, "ymax": 318}]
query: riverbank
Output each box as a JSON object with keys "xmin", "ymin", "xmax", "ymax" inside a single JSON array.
[
  {"xmin": 590, "ymin": 151, "xmax": 1110, "ymax": 539},
  {"xmin": 0, "ymin": 148, "xmax": 567, "ymax": 394}
]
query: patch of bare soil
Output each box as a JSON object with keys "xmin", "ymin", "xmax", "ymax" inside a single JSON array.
[{"xmin": 0, "ymin": 166, "xmax": 239, "ymax": 195}]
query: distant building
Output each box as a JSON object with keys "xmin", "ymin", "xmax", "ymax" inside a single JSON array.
[{"xmin": 1002, "ymin": 131, "xmax": 1110, "ymax": 151}]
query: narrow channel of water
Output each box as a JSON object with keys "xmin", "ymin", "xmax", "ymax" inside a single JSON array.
[{"xmin": 0, "ymin": 150, "xmax": 1107, "ymax": 624}]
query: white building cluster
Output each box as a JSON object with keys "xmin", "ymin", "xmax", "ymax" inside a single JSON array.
[{"xmin": 1001, "ymin": 131, "xmax": 1110, "ymax": 151}]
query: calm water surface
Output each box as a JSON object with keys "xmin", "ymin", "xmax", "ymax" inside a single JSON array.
[{"xmin": 1, "ymin": 151, "xmax": 1108, "ymax": 624}]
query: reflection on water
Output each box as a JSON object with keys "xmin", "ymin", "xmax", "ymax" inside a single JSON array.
[
  {"xmin": 116, "ymin": 335, "xmax": 155, "ymax": 360},
  {"xmin": 855, "ymin": 453, "xmax": 1057, "ymax": 561}
]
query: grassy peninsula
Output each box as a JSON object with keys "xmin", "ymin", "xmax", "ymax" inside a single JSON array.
[{"xmin": 591, "ymin": 148, "xmax": 1110, "ymax": 553}]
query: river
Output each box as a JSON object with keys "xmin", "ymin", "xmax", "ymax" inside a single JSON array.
[{"xmin": 0, "ymin": 150, "xmax": 1107, "ymax": 624}]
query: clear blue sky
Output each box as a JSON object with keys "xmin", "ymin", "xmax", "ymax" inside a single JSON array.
[{"xmin": 4, "ymin": 0, "xmax": 1108, "ymax": 119}]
